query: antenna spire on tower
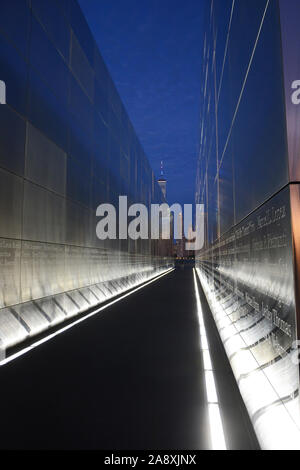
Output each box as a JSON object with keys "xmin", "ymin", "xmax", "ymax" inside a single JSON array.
[{"xmin": 158, "ymin": 161, "xmax": 167, "ymax": 198}]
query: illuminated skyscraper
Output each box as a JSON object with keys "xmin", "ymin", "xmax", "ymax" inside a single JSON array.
[{"xmin": 158, "ymin": 161, "xmax": 167, "ymax": 199}]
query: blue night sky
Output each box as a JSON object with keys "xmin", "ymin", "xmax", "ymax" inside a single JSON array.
[{"xmin": 79, "ymin": 0, "xmax": 204, "ymax": 206}]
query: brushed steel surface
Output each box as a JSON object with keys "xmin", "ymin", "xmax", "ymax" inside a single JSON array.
[
  {"xmin": 0, "ymin": 1, "xmax": 172, "ymax": 358},
  {"xmin": 26, "ymin": 123, "xmax": 67, "ymax": 197},
  {"xmin": 0, "ymin": 238, "xmax": 21, "ymax": 308},
  {"xmin": 23, "ymin": 181, "xmax": 66, "ymax": 244},
  {"xmin": 0, "ymin": 169, "xmax": 23, "ymax": 240},
  {"xmin": 197, "ymin": 187, "xmax": 300, "ymax": 448},
  {"xmin": 20, "ymin": 241, "xmax": 66, "ymax": 302}
]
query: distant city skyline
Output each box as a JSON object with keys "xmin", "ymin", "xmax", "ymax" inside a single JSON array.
[{"xmin": 78, "ymin": 0, "xmax": 204, "ymax": 207}]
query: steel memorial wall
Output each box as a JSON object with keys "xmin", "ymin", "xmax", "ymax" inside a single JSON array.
[
  {"xmin": 196, "ymin": 0, "xmax": 300, "ymax": 449},
  {"xmin": 0, "ymin": 0, "xmax": 172, "ymax": 356}
]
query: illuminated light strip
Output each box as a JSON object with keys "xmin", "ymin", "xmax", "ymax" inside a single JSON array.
[
  {"xmin": 203, "ymin": 349, "xmax": 213, "ymax": 370},
  {"xmin": 205, "ymin": 370, "xmax": 218, "ymax": 404},
  {"xmin": 0, "ymin": 268, "xmax": 175, "ymax": 367},
  {"xmin": 193, "ymin": 269, "xmax": 227, "ymax": 450},
  {"xmin": 208, "ymin": 404, "xmax": 227, "ymax": 450}
]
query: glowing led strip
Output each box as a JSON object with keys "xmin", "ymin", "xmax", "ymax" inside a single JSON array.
[
  {"xmin": 193, "ymin": 268, "xmax": 227, "ymax": 450},
  {"xmin": 0, "ymin": 268, "xmax": 175, "ymax": 367}
]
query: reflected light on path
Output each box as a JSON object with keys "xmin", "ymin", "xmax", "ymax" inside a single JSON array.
[{"xmin": 193, "ymin": 268, "xmax": 227, "ymax": 450}]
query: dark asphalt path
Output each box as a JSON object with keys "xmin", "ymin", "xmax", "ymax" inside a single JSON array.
[{"xmin": 0, "ymin": 267, "xmax": 258, "ymax": 449}]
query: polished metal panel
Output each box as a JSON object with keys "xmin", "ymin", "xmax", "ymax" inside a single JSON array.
[
  {"xmin": 65, "ymin": 200, "xmax": 92, "ymax": 247},
  {"xmin": 0, "ymin": 1, "xmax": 30, "ymax": 59},
  {"xmin": 232, "ymin": 0, "xmax": 288, "ymax": 222},
  {"xmin": 0, "ymin": 169, "xmax": 23, "ymax": 240},
  {"xmin": 197, "ymin": 189, "xmax": 300, "ymax": 448},
  {"xmin": 197, "ymin": 0, "xmax": 289, "ymax": 236},
  {"xmin": 0, "ymin": 308, "xmax": 28, "ymax": 349},
  {"xmin": 0, "ymin": 106, "xmax": 26, "ymax": 176},
  {"xmin": 290, "ymin": 185, "xmax": 300, "ymax": 341},
  {"xmin": 71, "ymin": 32, "xmax": 94, "ymax": 101},
  {"xmin": 13, "ymin": 302, "xmax": 50, "ymax": 336},
  {"xmin": 55, "ymin": 292, "xmax": 79, "ymax": 318},
  {"xmin": 67, "ymin": 290, "xmax": 90, "ymax": 313},
  {"xmin": 30, "ymin": 15, "xmax": 70, "ymax": 107},
  {"xmin": 0, "ymin": 0, "xmax": 172, "ymax": 355},
  {"xmin": 20, "ymin": 241, "xmax": 66, "ymax": 302},
  {"xmin": 26, "ymin": 123, "xmax": 67, "ymax": 197},
  {"xmin": 79, "ymin": 287, "xmax": 99, "ymax": 307},
  {"xmin": 279, "ymin": 0, "xmax": 300, "ymax": 181},
  {"xmin": 66, "ymin": 156, "xmax": 91, "ymax": 207},
  {"xmin": 31, "ymin": 0, "xmax": 70, "ymax": 62},
  {"xmin": 23, "ymin": 181, "xmax": 66, "ymax": 244},
  {"xmin": 0, "ymin": 31, "xmax": 28, "ymax": 116},
  {"xmin": 36, "ymin": 297, "xmax": 66, "ymax": 325},
  {"xmin": 0, "ymin": 239, "xmax": 21, "ymax": 308},
  {"xmin": 196, "ymin": 0, "xmax": 300, "ymax": 449},
  {"xmin": 69, "ymin": 0, "xmax": 95, "ymax": 66},
  {"xmin": 28, "ymin": 68, "xmax": 68, "ymax": 152}
]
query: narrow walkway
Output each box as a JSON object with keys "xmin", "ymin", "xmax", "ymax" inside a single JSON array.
[{"xmin": 0, "ymin": 268, "xmax": 258, "ymax": 449}]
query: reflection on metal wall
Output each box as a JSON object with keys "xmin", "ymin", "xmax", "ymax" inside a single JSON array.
[
  {"xmin": 196, "ymin": 0, "xmax": 300, "ymax": 449},
  {"xmin": 0, "ymin": 0, "xmax": 172, "ymax": 353}
]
